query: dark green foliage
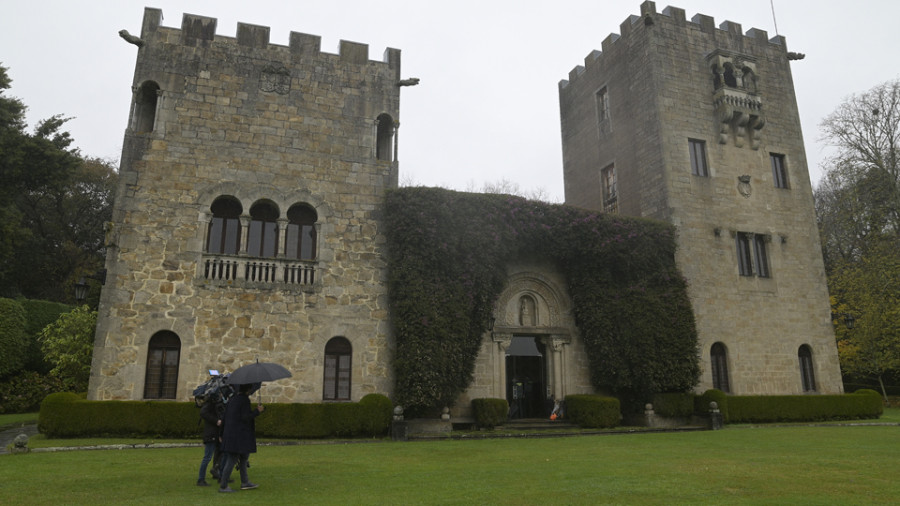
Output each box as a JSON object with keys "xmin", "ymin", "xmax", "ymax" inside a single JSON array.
[
  {"xmin": 564, "ymin": 394, "xmax": 621, "ymax": 428},
  {"xmin": 39, "ymin": 395, "xmax": 394, "ymax": 439},
  {"xmin": 695, "ymin": 389, "xmax": 729, "ymax": 423},
  {"xmin": 358, "ymin": 393, "xmax": 393, "ymax": 437},
  {"xmin": 0, "ymin": 371, "xmax": 65, "ymax": 413},
  {"xmin": 651, "ymin": 392, "xmax": 695, "ymax": 418},
  {"xmin": 471, "ymin": 398, "xmax": 509, "ymax": 428},
  {"xmin": 384, "ymin": 187, "xmax": 700, "ymax": 413},
  {"xmin": 19, "ymin": 298, "xmax": 74, "ymax": 372},
  {"xmin": 726, "ymin": 392, "xmax": 883, "ymax": 424},
  {"xmin": 0, "ymin": 297, "xmax": 27, "ymax": 379}
]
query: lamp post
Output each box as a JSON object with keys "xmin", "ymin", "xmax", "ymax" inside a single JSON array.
[{"xmin": 74, "ymin": 277, "xmax": 89, "ymax": 304}]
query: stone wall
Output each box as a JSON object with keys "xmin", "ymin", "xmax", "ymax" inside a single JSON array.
[
  {"xmin": 88, "ymin": 8, "xmax": 401, "ymax": 402},
  {"xmin": 559, "ymin": 1, "xmax": 842, "ymax": 395}
]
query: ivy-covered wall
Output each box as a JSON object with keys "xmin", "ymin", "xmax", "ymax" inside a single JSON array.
[{"xmin": 384, "ymin": 188, "xmax": 700, "ymax": 413}]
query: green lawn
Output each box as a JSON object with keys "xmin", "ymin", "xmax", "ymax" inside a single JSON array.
[{"xmin": 3, "ymin": 421, "xmax": 900, "ymax": 505}]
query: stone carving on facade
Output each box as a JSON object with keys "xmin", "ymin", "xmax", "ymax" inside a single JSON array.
[
  {"xmin": 737, "ymin": 175, "xmax": 752, "ymax": 198},
  {"xmin": 709, "ymin": 50, "xmax": 764, "ymax": 149},
  {"xmin": 259, "ymin": 65, "xmax": 291, "ymax": 94},
  {"xmin": 118, "ymin": 29, "xmax": 145, "ymax": 47}
]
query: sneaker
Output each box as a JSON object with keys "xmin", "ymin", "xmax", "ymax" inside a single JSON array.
[
  {"xmin": 197, "ymin": 480, "xmax": 209, "ymax": 487},
  {"xmin": 241, "ymin": 482, "xmax": 259, "ymax": 490},
  {"xmin": 218, "ymin": 487, "xmax": 235, "ymax": 493}
]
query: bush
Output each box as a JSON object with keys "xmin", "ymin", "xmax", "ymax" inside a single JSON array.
[
  {"xmin": 727, "ymin": 392, "xmax": 883, "ymax": 424},
  {"xmin": 565, "ymin": 394, "xmax": 620, "ymax": 428},
  {"xmin": 471, "ymin": 398, "xmax": 509, "ymax": 428},
  {"xmin": 358, "ymin": 393, "xmax": 393, "ymax": 437},
  {"xmin": 19, "ymin": 298, "xmax": 74, "ymax": 373},
  {"xmin": 0, "ymin": 371, "xmax": 65, "ymax": 414},
  {"xmin": 695, "ymin": 389, "xmax": 729, "ymax": 423},
  {"xmin": 651, "ymin": 392, "xmax": 694, "ymax": 418},
  {"xmin": 0, "ymin": 297, "xmax": 27, "ymax": 379}
]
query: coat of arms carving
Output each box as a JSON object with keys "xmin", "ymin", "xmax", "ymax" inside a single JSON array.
[{"xmin": 259, "ymin": 65, "xmax": 291, "ymax": 95}]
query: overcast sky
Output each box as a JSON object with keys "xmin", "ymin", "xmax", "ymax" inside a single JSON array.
[{"xmin": 2, "ymin": 1, "xmax": 898, "ymax": 202}]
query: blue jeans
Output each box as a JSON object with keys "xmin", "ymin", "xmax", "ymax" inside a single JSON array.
[{"xmin": 198, "ymin": 442, "xmax": 216, "ymax": 481}]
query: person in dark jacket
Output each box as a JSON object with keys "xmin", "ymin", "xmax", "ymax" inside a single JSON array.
[
  {"xmin": 218, "ymin": 383, "xmax": 265, "ymax": 493},
  {"xmin": 197, "ymin": 398, "xmax": 222, "ymax": 486}
]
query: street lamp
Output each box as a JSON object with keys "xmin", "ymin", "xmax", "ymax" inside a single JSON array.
[
  {"xmin": 832, "ymin": 312, "xmax": 855, "ymax": 330},
  {"xmin": 74, "ymin": 277, "xmax": 89, "ymax": 303}
]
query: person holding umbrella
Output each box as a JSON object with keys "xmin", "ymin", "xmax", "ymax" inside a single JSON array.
[{"xmin": 218, "ymin": 383, "xmax": 264, "ymax": 493}]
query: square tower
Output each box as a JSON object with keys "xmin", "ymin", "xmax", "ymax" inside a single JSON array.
[
  {"xmin": 88, "ymin": 8, "xmax": 402, "ymax": 402},
  {"xmin": 559, "ymin": 2, "xmax": 841, "ymax": 394}
]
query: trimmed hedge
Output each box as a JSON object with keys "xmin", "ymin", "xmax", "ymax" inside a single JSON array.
[
  {"xmin": 651, "ymin": 392, "xmax": 694, "ymax": 418},
  {"xmin": 725, "ymin": 391, "xmax": 883, "ymax": 424},
  {"xmin": 695, "ymin": 389, "xmax": 729, "ymax": 423},
  {"xmin": 565, "ymin": 394, "xmax": 620, "ymax": 428},
  {"xmin": 471, "ymin": 398, "xmax": 509, "ymax": 428},
  {"xmin": 39, "ymin": 393, "xmax": 394, "ymax": 439},
  {"xmin": 0, "ymin": 297, "xmax": 27, "ymax": 379}
]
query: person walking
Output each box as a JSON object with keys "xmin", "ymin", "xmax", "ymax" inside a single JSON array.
[
  {"xmin": 218, "ymin": 383, "xmax": 265, "ymax": 493},
  {"xmin": 197, "ymin": 398, "xmax": 221, "ymax": 486}
]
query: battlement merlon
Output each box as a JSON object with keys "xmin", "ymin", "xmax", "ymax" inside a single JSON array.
[
  {"xmin": 138, "ymin": 7, "xmax": 400, "ymax": 69},
  {"xmin": 559, "ymin": 1, "xmax": 789, "ymax": 91}
]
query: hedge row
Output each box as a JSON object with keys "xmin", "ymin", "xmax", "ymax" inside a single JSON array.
[
  {"xmin": 39, "ymin": 393, "xmax": 393, "ymax": 439},
  {"xmin": 471, "ymin": 398, "xmax": 509, "ymax": 428},
  {"xmin": 565, "ymin": 394, "xmax": 621, "ymax": 428},
  {"xmin": 723, "ymin": 390, "xmax": 883, "ymax": 423}
]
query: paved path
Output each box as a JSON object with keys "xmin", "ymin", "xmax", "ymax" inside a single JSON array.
[{"xmin": 0, "ymin": 423, "xmax": 39, "ymax": 455}]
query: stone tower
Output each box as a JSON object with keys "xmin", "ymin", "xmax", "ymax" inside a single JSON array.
[
  {"xmin": 88, "ymin": 8, "xmax": 401, "ymax": 402},
  {"xmin": 559, "ymin": 1, "xmax": 842, "ymax": 394}
]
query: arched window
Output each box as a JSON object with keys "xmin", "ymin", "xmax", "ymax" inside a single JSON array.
[
  {"xmin": 799, "ymin": 345, "xmax": 816, "ymax": 392},
  {"xmin": 144, "ymin": 331, "xmax": 180, "ymax": 399},
  {"xmin": 247, "ymin": 200, "xmax": 279, "ymax": 258},
  {"xmin": 323, "ymin": 337, "xmax": 352, "ymax": 401},
  {"xmin": 723, "ymin": 63, "xmax": 737, "ymax": 88},
  {"xmin": 132, "ymin": 81, "xmax": 160, "ymax": 133},
  {"xmin": 710, "ymin": 342, "xmax": 730, "ymax": 393},
  {"xmin": 207, "ymin": 196, "xmax": 243, "ymax": 255},
  {"xmin": 376, "ymin": 113, "xmax": 394, "ymax": 162},
  {"xmin": 285, "ymin": 204, "xmax": 318, "ymax": 260}
]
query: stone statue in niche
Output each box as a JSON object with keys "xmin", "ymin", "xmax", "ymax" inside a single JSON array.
[{"xmin": 519, "ymin": 296, "xmax": 536, "ymax": 327}]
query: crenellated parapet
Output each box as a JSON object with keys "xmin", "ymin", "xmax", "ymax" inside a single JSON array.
[
  {"xmin": 559, "ymin": 1, "xmax": 787, "ymax": 93},
  {"xmin": 137, "ymin": 8, "xmax": 400, "ymax": 70}
]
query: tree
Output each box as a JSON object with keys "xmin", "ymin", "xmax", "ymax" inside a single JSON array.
[
  {"xmin": 38, "ymin": 305, "xmax": 97, "ymax": 392},
  {"xmin": 0, "ymin": 64, "xmax": 117, "ymax": 302}
]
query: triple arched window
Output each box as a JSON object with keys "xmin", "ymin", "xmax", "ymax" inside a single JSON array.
[{"xmin": 206, "ymin": 197, "xmax": 318, "ymax": 261}]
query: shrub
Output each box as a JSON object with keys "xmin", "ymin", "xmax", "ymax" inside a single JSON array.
[
  {"xmin": 19, "ymin": 298, "xmax": 73, "ymax": 373},
  {"xmin": 651, "ymin": 392, "xmax": 694, "ymax": 418},
  {"xmin": 727, "ymin": 392, "xmax": 883, "ymax": 424},
  {"xmin": 471, "ymin": 398, "xmax": 509, "ymax": 428},
  {"xmin": 38, "ymin": 306, "xmax": 96, "ymax": 391},
  {"xmin": 358, "ymin": 393, "xmax": 393, "ymax": 437},
  {"xmin": 695, "ymin": 389, "xmax": 729, "ymax": 422},
  {"xmin": 0, "ymin": 297, "xmax": 27, "ymax": 379},
  {"xmin": 0, "ymin": 371, "xmax": 65, "ymax": 414},
  {"xmin": 565, "ymin": 394, "xmax": 620, "ymax": 428}
]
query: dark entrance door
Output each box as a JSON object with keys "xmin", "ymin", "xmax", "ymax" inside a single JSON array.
[{"xmin": 506, "ymin": 336, "xmax": 546, "ymax": 419}]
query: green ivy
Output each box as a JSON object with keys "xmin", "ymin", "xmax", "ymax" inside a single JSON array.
[{"xmin": 384, "ymin": 188, "xmax": 700, "ymax": 413}]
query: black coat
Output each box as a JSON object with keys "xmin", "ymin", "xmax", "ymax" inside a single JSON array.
[
  {"xmin": 221, "ymin": 392, "xmax": 261, "ymax": 454},
  {"xmin": 199, "ymin": 400, "xmax": 220, "ymax": 444}
]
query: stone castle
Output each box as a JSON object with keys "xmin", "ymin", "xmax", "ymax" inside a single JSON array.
[{"xmin": 87, "ymin": 2, "xmax": 842, "ymax": 415}]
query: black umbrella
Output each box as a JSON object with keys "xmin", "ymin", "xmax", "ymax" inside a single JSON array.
[{"xmin": 226, "ymin": 359, "xmax": 292, "ymax": 402}]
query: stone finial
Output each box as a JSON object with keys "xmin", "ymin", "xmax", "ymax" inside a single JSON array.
[
  {"xmin": 393, "ymin": 405, "xmax": 404, "ymax": 421},
  {"xmin": 10, "ymin": 433, "xmax": 30, "ymax": 454},
  {"xmin": 441, "ymin": 406, "xmax": 451, "ymax": 421}
]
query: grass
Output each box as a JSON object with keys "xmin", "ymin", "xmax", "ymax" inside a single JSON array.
[{"xmin": 2, "ymin": 411, "xmax": 900, "ymax": 504}]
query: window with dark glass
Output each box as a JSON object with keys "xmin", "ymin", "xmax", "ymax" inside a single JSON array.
[
  {"xmin": 286, "ymin": 204, "xmax": 318, "ymax": 260},
  {"xmin": 601, "ymin": 164, "xmax": 618, "ymax": 214},
  {"xmin": 771, "ymin": 153, "xmax": 789, "ymax": 189},
  {"xmin": 596, "ymin": 86, "xmax": 609, "ymax": 123},
  {"xmin": 376, "ymin": 113, "xmax": 394, "ymax": 162},
  {"xmin": 710, "ymin": 342, "xmax": 730, "ymax": 393},
  {"xmin": 247, "ymin": 201, "xmax": 279, "ymax": 258},
  {"xmin": 689, "ymin": 139, "xmax": 709, "ymax": 177},
  {"xmin": 754, "ymin": 234, "xmax": 770, "ymax": 278},
  {"xmin": 323, "ymin": 337, "xmax": 352, "ymax": 401},
  {"xmin": 736, "ymin": 232, "xmax": 753, "ymax": 276},
  {"xmin": 144, "ymin": 331, "xmax": 180, "ymax": 399},
  {"xmin": 799, "ymin": 345, "xmax": 816, "ymax": 392},
  {"xmin": 207, "ymin": 196, "xmax": 242, "ymax": 255},
  {"xmin": 132, "ymin": 81, "xmax": 160, "ymax": 133}
]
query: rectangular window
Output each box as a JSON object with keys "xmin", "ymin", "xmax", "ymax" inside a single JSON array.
[
  {"xmin": 754, "ymin": 234, "xmax": 770, "ymax": 278},
  {"xmin": 771, "ymin": 153, "xmax": 789, "ymax": 188},
  {"xmin": 601, "ymin": 164, "xmax": 618, "ymax": 214},
  {"xmin": 736, "ymin": 232, "xmax": 753, "ymax": 276},
  {"xmin": 689, "ymin": 139, "xmax": 709, "ymax": 177},
  {"xmin": 596, "ymin": 86, "xmax": 609, "ymax": 123}
]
